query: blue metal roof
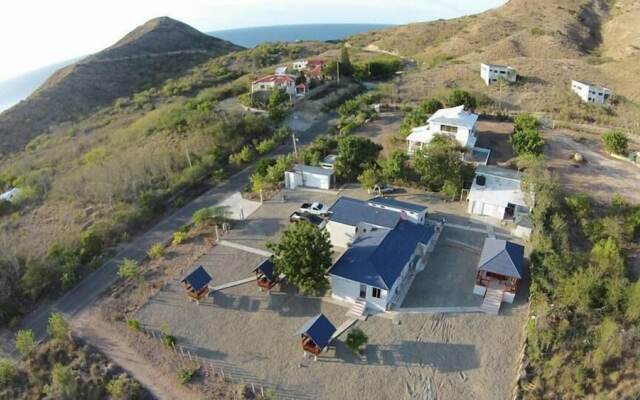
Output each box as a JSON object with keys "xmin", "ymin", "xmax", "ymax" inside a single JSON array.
[
  {"xmin": 181, "ymin": 266, "xmax": 212, "ymax": 291},
  {"xmin": 328, "ymin": 197, "xmax": 400, "ymax": 228},
  {"xmin": 296, "ymin": 314, "xmax": 336, "ymax": 349},
  {"xmin": 254, "ymin": 258, "xmax": 276, "ymax": 282},
  {"xmin": 367, "ymin": 197, "xmax": 428, "ymax": 213},
  {"xmin": 329, "ymin": 220, "xmax": 435, "ymax": 289},
  {"xmin": 478, "ymin": 239, "xmax": 525, "ymax": 279}
]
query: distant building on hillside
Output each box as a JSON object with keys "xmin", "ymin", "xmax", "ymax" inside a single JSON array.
[
  {"xmin": 292, "ymin": 59, "xmax": 326, "ymax": 80},
  {"xmin": 571, "ymin": 80, "xmax": 612, "ymax": 104},
  {"xmin": 251, "ymin": 74, "xmax": 297, "ymax": 97},
  {"xmin": 406, "ymin": 105, "xmax": 479, "ymax": 155},
  {"xmin": 480, "ymin": 63, "xmax": 517, "ymax": 86},
  {"xmin": 275, "ymin": 66, "xmax": 288, "ymax": 75}
]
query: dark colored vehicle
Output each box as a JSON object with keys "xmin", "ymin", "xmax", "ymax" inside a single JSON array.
[{"xmin": 289, "ymin": 211, "xmax": 327, "ymax": 228}]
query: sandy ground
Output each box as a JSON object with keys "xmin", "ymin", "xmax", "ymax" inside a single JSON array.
[
  {"xmin": 135, "ymin": 188, "xmax": 527, "ymax": 400},
  {"xmin": 475, "ymin": 120, "xmax": 515, "ymax": 165},
  {"xmin": 544, "ymin": 129, "xmax": 640, "ymax": 204},
  {"xmin": 73, "ymin": 310, "xmax": 201, "ymax": 400}
]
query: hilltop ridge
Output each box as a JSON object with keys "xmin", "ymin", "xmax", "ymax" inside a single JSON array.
[{"xmin": 0, "ymin": 17, "xmax": 241, "ymax": 154}]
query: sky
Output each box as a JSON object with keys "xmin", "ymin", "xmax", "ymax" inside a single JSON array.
[{"xmin": 0, "ymin": 0, "xmax": 505, "ymax": 82}]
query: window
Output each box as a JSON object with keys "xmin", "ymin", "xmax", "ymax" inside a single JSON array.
[
  {"xmin": 372, "ymin": 288, "xmax": 381, "ymax": 298},
  {"xmin": 441, "ymin": 125, "xmax": 458, "ymax": 133}
]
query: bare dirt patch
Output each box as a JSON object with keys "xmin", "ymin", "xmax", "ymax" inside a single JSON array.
[
  {"xmin": 544, "ymin": 129, "xmax": 640, "ymax": 204},
  {"xmin": 475, "ymin": 120, "xmax": 515, "ymax": 165}
]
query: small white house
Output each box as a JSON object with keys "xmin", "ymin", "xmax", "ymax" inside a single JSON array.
[
  {"xmin": 571, "ymin": 80, "xmax": 612, "ymax": 104},
  {"xmin": 480, "ymin": 63, "xmax": 517, "ymax": 86},
  {"xmin": 467, "ymin": 166, "xmax": 529, "ymax": 221},
  {"xmin": 293, "ymin": 60, "xmax": 309, "ymax": 71},
  {"xmin": 284, "ymin": 164, "xmax": 335, "ymax": 190},
  {"xmin": 251, "ymin": 74, "xmax": 297, "ymax": 97},
  {"xmin": 0, "ymin": 188, "xmax": 21, "ymax": 203},
  {"xmin": 329, "ymin": 220, "xmax": 435, "ymax": 311},
  {"xmin": 406, "ymin": 105, "xmax": 478, "ymax": 155},
  {"xmin": 367, "ymin": 197, "xmax": 428, "ymax": 224},
  {"xmin": 325, "ymin": 197, "xmax": 400, "ymax": 249}
]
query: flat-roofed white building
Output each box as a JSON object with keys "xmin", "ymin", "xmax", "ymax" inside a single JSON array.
[
  {"xmin": 480, "ymin": 63, "xmax": 517, "ymax": 86},
  {"xmin": 467, "ymin": 166, "xmax": 529, "ymax": 221},
  {"xmin": 284, "ymin": 164, "xmax": 335, "ymax": 190},
  {"xmin": 406, "ymin": 105, "xmax": 478, "ymax": 155},
  {"xmin": 571, "ymin": 80, "xmax": 612, "ymax": 104}
]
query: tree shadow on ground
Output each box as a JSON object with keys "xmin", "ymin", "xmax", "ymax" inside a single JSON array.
[{"xmin": 324, "ymin": 340, "xmax": 479, "ymax": 372}]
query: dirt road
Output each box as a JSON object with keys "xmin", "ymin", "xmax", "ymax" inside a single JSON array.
[{"xmin": 544, "ymin": 129, "xmax": 640, "ymax": 204}]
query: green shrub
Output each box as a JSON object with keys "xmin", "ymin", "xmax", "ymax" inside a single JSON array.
[
  {"xmin": 147, "ymin": 243, "xmax": 165, "ymax": 259},
  {"xmin": 172, "ymin": 231, "xmax": 188, "ymax": 246},
  {"xmin": 107, "ymin": 373, "xmax": 142, "ymax": 399},
  {"xmin": 345, "ymin": 328, "xmax": 368, "ymax": 354},
  {"xmin": 161, "ymin": 323, "xmax": 176, "ymax": 348},
  {"xmin": 446, "ymin": 89, "xmax": 477, "ymax": 109},
  {"xmin": 602, "ymin": 131, "xmax": 628, "ymax": 155},
  {"xmin": 15, "ymin": 329, "xmax": 35, "ymax": 358},
  {"xmin": 117, "ymin": 259, "xmax": 139, "ymax": 281},
  {"xmin": 127, "ymin": 319, "xmax": 141, "ymax": 332},
  {"xmin": 511, "ymin": 128, "xmax": 545, "ymax": 156},
  {"xmin": 47, "ymin": 313, "xmax": 70, "ymax": 340},
  {"xmin": 177, "ymin": 367, "xmax": 197, "ymax": 385},
  {"xmin": 0, "ymin": 359, "xmax": 14, "ymax": 385},
  {"xmin": 256, "ymin": 137, "xmax": 277, "ymax": 154}
]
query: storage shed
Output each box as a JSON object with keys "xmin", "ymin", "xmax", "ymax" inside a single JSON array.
[
  {"xmin": 181, "ymin": 266, "xmax": 212, "ymax": 303},
  {"xmin": 467, "ymin": 166, "xmax": 529, "ymax": 221},
  {"xmin": 284, "ymin": 164, "xmax": 335, "ymax": 190},
  {"xmin": 296, "ymin": 314, "xmax": 336, "ymax": 357}
]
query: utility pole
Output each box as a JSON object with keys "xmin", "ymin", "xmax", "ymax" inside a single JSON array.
[
  {"xmin": 292, "ymin": 131, "xmax": 298, "ymax": 158},
  {"xmin": 337, "ymin": 61, "xmax": 340, "ymax": 85}
]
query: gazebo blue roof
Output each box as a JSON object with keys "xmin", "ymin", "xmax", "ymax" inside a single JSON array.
[
  {"xmin": 181, "ymin": 266, "xmax": 212, "ymax": 291},
  {"xmin": 254, "ymin": 258, "xmax": 276, "ymax": 282},
  {"xmin": 478, "ymin": 239, "xmax": 525, "ymax": 279},
  {"xmin": 296, "ymin": 314, "xmax": 336, "ymax": 349}
]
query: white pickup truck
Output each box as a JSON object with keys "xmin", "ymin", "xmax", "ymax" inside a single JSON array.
[{"xmin": 299, "ymin": 202, "xmax": 330, "ymax": 216}]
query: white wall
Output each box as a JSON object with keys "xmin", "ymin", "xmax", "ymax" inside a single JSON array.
[
  {"xmin": 326, "ymin": 220, "xmax": 356, "ymax": 249},
  {"xmin": 301, "ymin": 171, "xmax": 331, "ymax": 189},
  {"xmin": 467, "ymin": 199, "xmax": 505, "ymax": 220},
  {"xmin": 481, "ymin": 64, "xmax": 516, "ymax": 86},
  {"xmin": 330, "ymin": 275, "xmax": 388, "ymax": 311},
  {"xmin": 571, "ymin": 80, "xmax": 611, "ymax": 104}
]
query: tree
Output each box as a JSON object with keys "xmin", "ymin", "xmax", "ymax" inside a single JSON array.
[
  {"xmin": 335, "ymin": 136, "xmax": 382, "ymax": 181},
  {"xmin": 0, "ymin": 359, "xmax": 14, "ymax": 385},
  {"xmin": 413, "ymin": 136, "xmax": 471, "ymax": 193},
  {"xmin": 15, "ymin": 329, "xmax": 35, "ymax": 358},
  {"xmin": 345, "ymin": 328, "xmax": 368, "ymax": 354},
  {"xmin": 45, "ymin": 363, "xmax": 78, "ymax": 400},
  {"xmin": 47, "ymin": 312, "xmax": 70, "ymax": 340},
  {"xmin": 267, "ymin": 89, "xmax": 290, "ymax": 122},
  {"xmin": 266, "ymin": 222, "xmax": 332, "ymax": 295},
  {"xmin": 107, "ymin": 373, "xmax": 142, "ymax": 400},
  {"xmin": 420, "ymin": 98, "xmax": 443, "ymax": 114},
  {"xmin": 117, "ymin": 259, "xmax": 139, "ymax": 281},
  {"xmin": 602, "ymin": 131, "xmax": 629, "ymax": 155},
  {"xmin": 626, "ymin": 280, "xmax": 640, "ymax": 322},
  {"xmin": 514, "ymin": 113, "xmax": 540, "ymax": 133},
  {"xmin": 358, "ymin": 168, "xmax": 381, "ymax": 192},
  {"xmin": 381, "ymin": 150, "xmax": 409, "ymax": 181},
  {"xmin": 340, "ymin": 45, "xmax": 353, "ymax": 76},
  {"xmin": 446, "ymin": 89, "xmax": 477, "ymax": 110},
  {"xmin": 511, "ymin": 128, "xmax": 545, "ymax": 156}
]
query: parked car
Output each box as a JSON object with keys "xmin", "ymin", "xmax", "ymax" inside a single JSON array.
[
  {"xmin": 299, "ymin": 202, "xmax": 330, "ymax": 215},
  {"xmin": 289, "ymin": 211, "xmax": 327, "ymax": 229},
  {"xmin": 370, "ymin": 184, "xmax": 398, "ymax": 195}
]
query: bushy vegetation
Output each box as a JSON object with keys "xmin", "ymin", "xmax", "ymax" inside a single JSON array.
[
  {"xmin": 520, "ymin": 160, "xmax": 640, "ymax": 398},
  {"xmin": 510, "ymin": 113, "xmax": 545, "ymax": 156},
  {"xmin": 147, "ymin": 243, "xmax": 165, "ymax": 259},
  {"xmin": 335, "ymin": 136, "xmax": 383, "ymax": 181},
  {"xmin": 345, "ymin": 328, "xmax": 368, "ymax": 354},
  {"xmin": 446, "ymin": 89, "xmax": 477, "ymax": 110},
  {"xmin": 352, "ymin": 56, "xmax": 403, "ymax": 80},
  {"xmin": 399, "ymin": 97, "xmax": 443, "ymax": 137},
  {"xmin": 602, "ymin": 130, "xmax": 629, "ymax": 155},
  {"xmin": 413, "ymin": 136, "xmax": 474, "ymax": 197},
  {"xmin": 266, "ymin": 221, "xmax": 332, "ymax": 295},
  {"xmin": 336, "ymin": 92, "xmax": 380, "ymax": 135}
]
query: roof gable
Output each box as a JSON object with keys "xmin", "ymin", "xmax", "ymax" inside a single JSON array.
[
  {"xmin": 296, "ymin": 314, "xmax": 336, "ymax": 349},
  {"xmin": 478, "ymin": 239, "xmax": 525, "ymax": 278}
]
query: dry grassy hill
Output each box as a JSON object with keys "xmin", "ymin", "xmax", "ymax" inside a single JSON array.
[
  {"xmin": 0, "ymin": 17, "xmax": 241, "ymax": 154},
  {"xmin": 350, "ymin": 0, "xmax": 640, "ymax": 130}
]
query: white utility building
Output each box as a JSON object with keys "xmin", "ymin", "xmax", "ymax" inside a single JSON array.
[
  {"xmin": 406, "ymin": 105, "xmax": 478, "ymax": 155},
  {"xmin": 467, "ymin": 166, "xmax": 529, "ymax": 221},
  {"xmin": 571, "ymin": 80, "xmax": 612, "ymax": 104},
  {"xmin": 284, "ymin": 164, "xmax": 335, "ymax": 190},
  {"xmin": 480, "ymin": 63, "xmax": 517, "ymax": 86}
]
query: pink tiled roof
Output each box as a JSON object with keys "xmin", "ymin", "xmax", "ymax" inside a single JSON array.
[{"xmin": 252, "ymin": 74, "xmax": 296, "ymax": 85}]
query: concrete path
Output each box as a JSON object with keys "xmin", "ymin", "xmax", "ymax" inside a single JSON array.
[
  {"xmin": 330, "ymin": 318, "xmax": 358, "ymax": 342},
  {"xmin": 210, "ymin": 276, "xmax": 255, "ymax": 292},
  {"xmin": 216, "ymin": 240, "xmax": 273, "ymax": 257},
  {"xmin": 9, "ymin": 111, "xmax": 333, "ymax": 348},
  {"xmin": 386, "ymin": 306, "xmax": 484, "ymax": 315}
]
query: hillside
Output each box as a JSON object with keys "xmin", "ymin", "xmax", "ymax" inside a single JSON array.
[
  {"xmin": 349, "ymin": 0, "xmax": 640, "ymax": 129},
  {"xmin": 0, "ymin": 17, "xmax": 241, "ymax": 154}
]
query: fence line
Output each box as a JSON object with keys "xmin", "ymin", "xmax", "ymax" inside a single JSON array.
[{"xmin": 138, "ymin": 326, "xmax": 311, "ymax": 400}]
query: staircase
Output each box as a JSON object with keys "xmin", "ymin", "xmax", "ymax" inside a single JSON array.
[
  {"xmin": 481, "ymin": 288, "xmax": 504, "ymax": 315},
  {"xmin": 347, "ymin": 299, "xmax": 368, "ymax": 320}
]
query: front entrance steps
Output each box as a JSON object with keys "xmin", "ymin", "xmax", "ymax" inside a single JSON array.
[
  {"xmin": 347, "ymin": 299, "xmax": 368, "ymax": 320},
  {"xmin": 481, "ymin": 288, "xmax": 504, "ymax": 315}
]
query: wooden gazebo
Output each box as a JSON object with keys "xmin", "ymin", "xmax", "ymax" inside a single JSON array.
[
  {"xmin": 296, "ymin": 314, "xmax": 336, "ymax": 359},
  {"xmin": 254, "ymin": 258, "xmax": 279, "ymax": 291},
  {"xmin": 181, "ymin": 266, "xmax": 212, "ymax": 303},
  {"xmin": 474, "ymin": 238, "xmax": 525, "ymax": 303}
]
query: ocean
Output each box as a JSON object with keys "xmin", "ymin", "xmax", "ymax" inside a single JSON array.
[
  {"xmin": 0, "ymin": 23, "xmax": 388, "ymax": 113},
  {"xmin": 209, "ymin": 23, "xmax": 390, "ymax": 48}
]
